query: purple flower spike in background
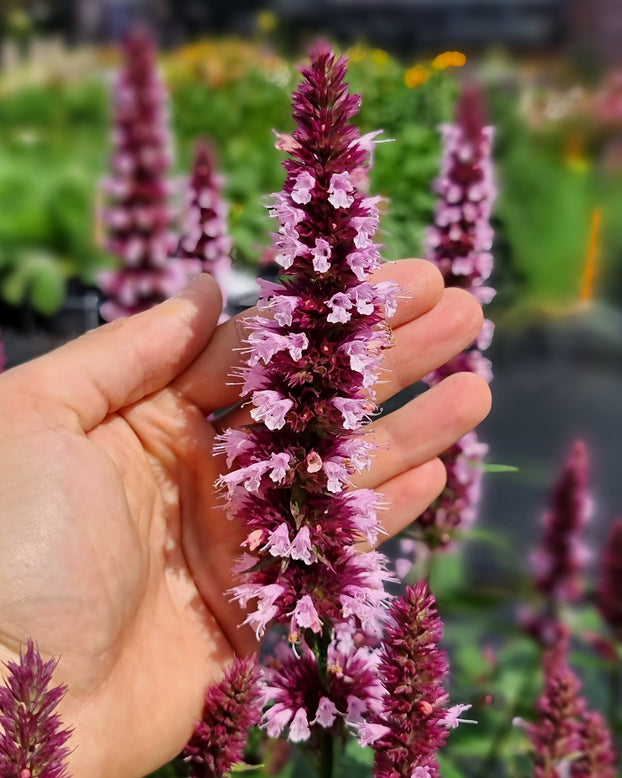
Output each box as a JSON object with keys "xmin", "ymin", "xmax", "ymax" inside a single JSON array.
[
  {"xmin": 0, "ymin": 640, "xmax": 72, "ymax": 778},
  {"xmin": 98, "ymin": 28, "xmax": 201, "ymax": 321},
  {"xmin": 410, "ymin": 84, "xmax": 496, "ymax": 553},
  {"xmin": 177, "ymin": 139, "xmax": 233, "ymax": 313},
  {"xmin": 184, "ymin": 655, "xmax": 262, "ymax": 778},
  {"xmin": 424, "ymin": 83, "xmax": 496, "ymax": 310},
  {"xmin": 521, "ymin": 440, "xmax": 592, "ymax": 645},
  {"xmin": 527, "ymin": 637, "xmax": 616, "ymax": 778},
  {"xmin": 371, "ymin": 582, "xmax": 472, "ymax": 778},
  {"xmin": 527, "ymin": 639, "xmax": 585, "ymax": 778},
  {"xmin": 596, "ymin": 518, "xmax": 622, "ymax": 642},
  {"xmin": 531, "ymin": 440, "xmax": 591, "ymax": 606}
]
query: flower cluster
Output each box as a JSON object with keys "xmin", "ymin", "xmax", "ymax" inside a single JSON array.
[
  {"xmin": 410, "ymin": 85, "xmax": 496, "ymax": 553},
  {"xmin": 531, "ymin": 440, "xmax": 591, "ymax": 604},
  {"xmin": 0, "ymin": 640, "xmax": 72, "ymax": 778},
  {"xmin": 522, "ymin": 440, "xmax": 592, "ymax": 645},
  {"xmin": 527, "ymin": 637, "xmax": 615, "ymax": 778},
  {"xmin": 184, "ymin": 655, "xmax": 262, "ymax": 778},
  {"xmin": 413, "ymin": 430, "xmax": 489, "ymax": 551},
  {"xmin": 176, "ymin": 139, "xmax": 233, "ymax": 309},
  {"xmin": 423, "ymin": 84, "xmax": 496, "ymax": 311},
  {"xmin": 217, "ymin": 42, "xmax": 397, "ymax": 747},
  {"xmin": 261, "ymin": 630, "xmax": 385, "ymax": 748},
  {"xmin": 596, "ymin": 518, "xmax": 622, "ymax": 642},
  {"xmin": 371, "ymin": 582, "xmax": 472, "ymax": 778},
  {"xmin": 98, "ymin": 28, "xmax": 201, "ymax": 320}
]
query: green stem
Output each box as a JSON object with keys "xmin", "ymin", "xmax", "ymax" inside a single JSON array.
[
  {"xmin": 313, "ymin": 624, "xmax": 336, "ymax": 778},
  {"xmin": 320, "ymin": 729, "xmax": 335, "ymax": 778}
]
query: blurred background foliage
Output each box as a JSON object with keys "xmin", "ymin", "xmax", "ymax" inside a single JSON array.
[{"xmin": 0, "ymin": 20, "xmax": 619, "ymax": 319}]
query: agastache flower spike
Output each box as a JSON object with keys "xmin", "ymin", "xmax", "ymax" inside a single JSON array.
[
  {"xmin": 596, "ymin": 518, "xmax": 622, "ymax": 642},
  {"xmin": 176, "ymin": 138, "xmax": 233, "ymax": 314},
  {"xmin": 0, "ymin": 640, "xmax": 73, "ymax": 778},
  {"xmin": 527, "ymin": 638, "xmax": 584, "ymax": 778},
  {"xmin": 217, "ymin": 42, "xmax": 396, "ymax": 647},
  {"xmin": 370, "ymin": 582, "xmax": 471, "ymax": 778},
  {"xmin": 407, "ymin": 85, "xmax": 496, "ymax": 555},
  {"xmin": 261, "ymin": 634, "xmax": 386, "ymax": 748},
  {"xmin": 522, "ymin": 440, "xmax": 592, "ymax": 646},
  {"xmin": 98, "ymin": 28, "xmax": 201, "ymax": 320},
  {"xmin": 526, "ymin": 636, "xmax": 616, "ymax": 778},
  {"xmin": 184, "ymin": 655, "xmax": 262, "ymax": 778}
]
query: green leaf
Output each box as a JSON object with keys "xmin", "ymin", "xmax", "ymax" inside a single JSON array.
[
  {"xmin": 480, "ymin": 463, "xmax": 520, "ymax": 473},
  {"xmin": 231, "ymin": 762, "xmax": 266, "ymax": 773},
  {"xmin": 29, "ymin": 258, "xmax": 66, "ymax": 315},
  {"xmin": 437, "ymin": 753, "xmax": 467, "ymax": 778}
]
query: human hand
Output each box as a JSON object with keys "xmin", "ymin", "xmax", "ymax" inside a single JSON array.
[{"xmin": 0, "ymin": 259, "xmax": 490, "ymax": 778}]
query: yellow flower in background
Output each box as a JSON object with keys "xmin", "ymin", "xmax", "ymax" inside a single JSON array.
[
  {"xmin": 432, "ymin": 51, "xmax": 467, "ymax": 70},
  {"xmin": 404, "ymin": 65, "xmax": 429, "ymax": 88},
  {"xmin": 163, "ymin": 37, "xmax": 290, "ymax": 89},
  {"xmin": 347, "ymin": 44, "xmax": 369, "ymax": 63},
  {"xmin": 257, "ymin": 10, "xmax": 277, "ymax": 34},
  {"xmin": 372, "ymin": 48, "xmax": 389, "ymax": 66}
]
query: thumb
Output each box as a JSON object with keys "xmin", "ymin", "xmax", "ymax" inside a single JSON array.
[{"xmin": 2, "ymin": 273, "xmax": 222, "ymax": 431}]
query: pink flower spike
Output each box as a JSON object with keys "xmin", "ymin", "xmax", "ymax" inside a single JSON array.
[
  {"xmin": 0, "ymin": 640, "xmax": 72, "ymax": 778},
  {"xmin": 183, "ymin": 655, "xmax": 262, "ymax": 778}
]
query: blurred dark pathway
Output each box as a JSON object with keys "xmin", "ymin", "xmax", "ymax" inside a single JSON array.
[{"xmin": 471, "ymin": 303, "xmax": 622, "ymax": 588}]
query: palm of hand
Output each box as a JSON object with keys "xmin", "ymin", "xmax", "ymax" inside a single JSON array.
[
  {"xmin": 0, "ymin": 264, "xmax": 490, "ymax": 778},
  {"xmin": 0, "ymin": 384, "xmax": 245, "ymax": 776}
]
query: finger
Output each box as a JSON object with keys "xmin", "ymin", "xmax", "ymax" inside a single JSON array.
[
  {"xmin": 173, "ymin": 258, "xmax": 445, "ymax": 413},
  {"xmin": 375, "ymin": 458, "xmax": 448, "ymax": 541},
  {"xmin": 354, "ymin": 372, "xmax": 492, "ymax": 490},
  {"xmin": 2, "ymin": 274, "xmax": 222, "ymax": 432},
  {"xmin": 376, "ymin": 287, "xmax": 484, "ymax": 403}
]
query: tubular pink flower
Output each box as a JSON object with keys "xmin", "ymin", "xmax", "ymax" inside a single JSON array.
[
  {"xmin": 218, "ymin": 43, "xmax": 395, "ymax": 643},
  {"xmin": 184, "ymin": 655, "xmax": 262, "ymax": 778},
  {"xmin": 0, "ymin": 640, "xmax": 72, "ymax": 778},
  {"xmin": 98, "ymin": 28, "xmax": 200, "ymax": 320},
  {"xmin": 371, "ymin": 582, "xmax": 467, "ymax": 778}
]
